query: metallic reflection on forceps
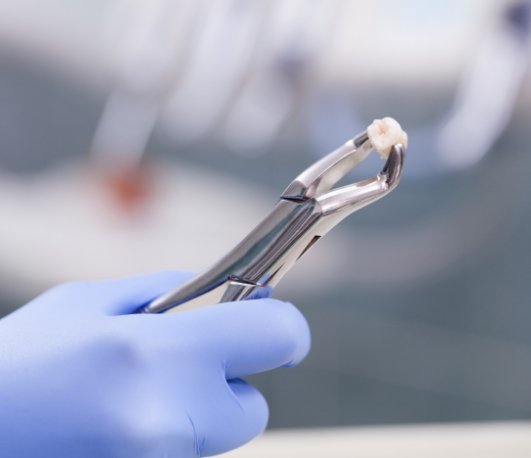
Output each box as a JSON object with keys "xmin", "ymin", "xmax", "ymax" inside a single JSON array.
[{"xmin": 143, "ymin": 130, "xmax": 405, "ymax": 314}]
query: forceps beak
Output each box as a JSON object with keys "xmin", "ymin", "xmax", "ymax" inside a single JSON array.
[
  {"xmin": 317, "ymin": 143, "xmax": 405, "ymax": 216},
  {"xmin": 282, "ymin": 131, "xmax": 406, "ymax": 217}
]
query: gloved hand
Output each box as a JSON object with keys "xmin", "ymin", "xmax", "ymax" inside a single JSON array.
[{"xmin": 0, "ymin": 271, "xmax": 310, "ymax": 457}]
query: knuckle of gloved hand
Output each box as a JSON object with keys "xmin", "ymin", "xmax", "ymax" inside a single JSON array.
[
  {"xmin": 266, "ymin": 300, "xmax": 311, "ymax": 365},
  {"xmin": 95, "ymin": 381, "xmax": 198, "ymax": 458},
  {"xmin": 44, "ymin": 280, "xmax": 89, "ymax": 301},
  {"xmin": 82, "ymin": 334, "xmax": 197, "ymax": 452},
  {"xmin": 83, "ymin": 329, "xmax": 149, "ymax": 386},
  {"xmin": 27, "ymin": 281, "xmax": 91, "ymax": 311},
  {"xmin": 102, "ymin": 407, "xmax": 196, "ymax": 458}
]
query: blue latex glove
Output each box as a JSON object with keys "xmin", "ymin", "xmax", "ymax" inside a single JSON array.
[{"xmin": 0, "ymin": 271, "xmax": 310, "ymax": 457}]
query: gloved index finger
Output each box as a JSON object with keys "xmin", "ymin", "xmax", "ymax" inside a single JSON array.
[
  {"xmin": 160, "ymin": 298, "xmax": 311, "ymax": 379},
  {"xmin": 85, "ymin": 271, "xmax": 195, "ymax": 315}
]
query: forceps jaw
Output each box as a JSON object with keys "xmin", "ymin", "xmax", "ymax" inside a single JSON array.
[
  {"xmin": 316, "ymin": 144, "xmax": 405, "ymax": 217},
  {"xmin": 281, "ymin": 131, "xmax": 373, "ymax": 201}
]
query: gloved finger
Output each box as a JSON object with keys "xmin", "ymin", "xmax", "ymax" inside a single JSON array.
[
  {"xmin": 156, "ymin": 298, "xmax": 311, "ymax": 379},
  {"xmin": 100, "ymin": 271, "xmax": 196, "ymax": 315},
  {"xmin": 192, "ymin": 378, "xmax": 268, "ymax": 457},
  {"xmin": 245, "ymin": 285, "xmax": 273, "ymax": 300},
  {"xmin": 54, "ymin": 271, "xmax": 194, "ymax": 315}
]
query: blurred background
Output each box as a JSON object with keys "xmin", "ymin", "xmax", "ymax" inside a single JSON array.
[{"xmin": 0, "ymin": 0, "xmax": 530, "ymax": 436}]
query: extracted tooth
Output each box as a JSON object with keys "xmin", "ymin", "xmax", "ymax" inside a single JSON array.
[{"xmin": 367, "ymin": 117, "xmax": 408, "ymax": 159}]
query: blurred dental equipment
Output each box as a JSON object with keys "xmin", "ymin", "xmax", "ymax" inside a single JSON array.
[
  {"xmin": 437, "ymin": 0, "xmax": 530, "ymax": 171},
  {"xmin": 90, "ymin": 0, "xmax": 200, "ymax": 209},
  {"xmin": 91, "ymin": 0, "xmax": 196, "ymax": 167},
  {"xmin": 308, "ymin": 0, "xmax": 531, "ymax": 176},
  {"xmin": 92, "ymin": 0, "xmax": 531, "ymax": 169},
  {"xmin": 145, "ymin": 119, "xmax": 406, "ymax": 313},
  {"xmin": 0, "ymin": 0, "xmax": 528, "ymax": 298},
  {"xmin": 303, "ymin": 0, "xmax": 531, "ymax": 286},
  {"xmin": 1, "ymin": 0, "xmax": 527, "ymax": 170},
  {"xmin": 221, "ymin": 0, "xmax": 338, "ymax": 154},
  {"xmin": 163, "ymin": 0, "xmax": 269, "ymax": 143}
]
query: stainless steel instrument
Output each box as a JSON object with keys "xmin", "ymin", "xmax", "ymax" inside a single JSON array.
[{"xmin": 143, "ymin": 128, "xmax": 406, "ymax": 313}]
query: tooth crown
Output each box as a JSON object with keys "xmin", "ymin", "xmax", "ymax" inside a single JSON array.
[{"xmin": 367, "ymin": 117, "xmax": 408, "ymax": 159}]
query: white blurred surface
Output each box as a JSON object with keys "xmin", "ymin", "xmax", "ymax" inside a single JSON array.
[
  {"xmin": 0, "ymin": 0, "xmax": 511, "ymax": 88},
  {"xmin": 0, "ymin": 160, "xmax": 346, "ymax": 298},
  {"xmin": 225, "ymin": 422, "xmax": 531, "ymax": 457}
]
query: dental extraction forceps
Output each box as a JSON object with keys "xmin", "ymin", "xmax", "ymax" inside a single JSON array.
[{"xmin": 144, "ymin": 128, "xmax": 406, "ymax": 314}]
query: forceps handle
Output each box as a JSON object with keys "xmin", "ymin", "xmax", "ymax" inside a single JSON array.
[{"xmin": 143, "ymin": 198, "xmax": 322, "ymax": 314}]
